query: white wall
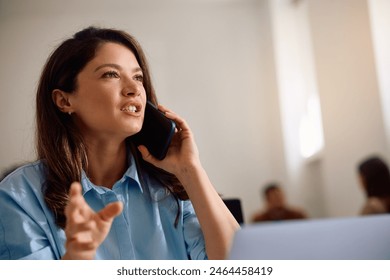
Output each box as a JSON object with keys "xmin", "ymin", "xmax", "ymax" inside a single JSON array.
[
  {"xmin": 308, "ymin": 0, "xmax": 388, "ymax": 217},
  {"xmin": 368, "ymin": 0, "xmax": 390, "ymax": 155},
  {"xmin": 0, "ymin": 0, "xmax": 286, "ymax": 223},
  {"xmin": 267, "ymin": 0, "xmax": 389, "ymax": 219},
  {"xmin": 269, "ymin": 0, "xmax": 327, "ymax": 218}
]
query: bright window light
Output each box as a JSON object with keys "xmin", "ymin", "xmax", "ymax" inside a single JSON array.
[{"xmin": 299, "ymin": 95, "xmax": 324, "ymax": 159}]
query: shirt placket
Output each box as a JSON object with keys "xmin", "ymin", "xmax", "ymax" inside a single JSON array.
[{"xmin": 102, "ymin": 190, "xmax": 135, "ymax": 259}]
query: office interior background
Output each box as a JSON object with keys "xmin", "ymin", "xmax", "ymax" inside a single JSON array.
[{"xmin": 1, "ymin": 0, "xmax": 389, "ymax": 223}]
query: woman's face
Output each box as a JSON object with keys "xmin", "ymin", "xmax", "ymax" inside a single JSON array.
[{"xmin": 69, "ymin": 42, "xmax": 147, "ymax": 142}]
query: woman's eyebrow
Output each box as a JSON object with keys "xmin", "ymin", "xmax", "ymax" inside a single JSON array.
[
  {"xmin": 94, "ymin": 63, "xmax": 122, "ymax": 72},
  {"xmin": 94, "ymin": 64, "xmax": 143, "ymax": 73}
]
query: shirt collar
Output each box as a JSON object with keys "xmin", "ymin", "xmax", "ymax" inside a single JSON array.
[
  {"xmin": 80, "ymin": 151, "xmax": 143, "ymax": 195},
  {"xmin": 123, "ymin": 151, "xmax": 143, "ymax": 193}
]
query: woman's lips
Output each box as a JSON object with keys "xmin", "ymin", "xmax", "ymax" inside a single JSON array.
[
  {"xmin": 121, "ymin": 105, "xmax": 137, "ymax": 113},
  {"xmin": 120, "ymin": 101, "xmax": 142, "ymax": 114}
]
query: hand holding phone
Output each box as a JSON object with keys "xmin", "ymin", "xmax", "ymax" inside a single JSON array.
[{"xmin": 132, "ymin": 101, "xmax": 176, "ymax": 160}]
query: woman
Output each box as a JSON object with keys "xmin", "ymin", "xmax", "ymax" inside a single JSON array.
[
  {"xmin": 0, "ymin": 27, "xmax": 239, "ymax": 260},
  {"xmin": 357, "ymin": 156, "xmax": 390, "ymax": 215}
]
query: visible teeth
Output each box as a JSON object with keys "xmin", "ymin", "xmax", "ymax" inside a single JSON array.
[{"xmin": 122, "ymin": 105, "xmax": 137, "ymax": 112}]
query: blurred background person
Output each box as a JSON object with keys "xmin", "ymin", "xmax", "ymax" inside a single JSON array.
[
  {"xmin": 251, "ymin": 183, "xmax": 308, "ymax": 223},
  {"xmin": 357, "ymin": 155, "xmax": 390, "ymax": 215}
]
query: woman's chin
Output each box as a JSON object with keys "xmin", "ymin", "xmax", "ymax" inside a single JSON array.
[{"xmin": 125, "ymin": 126, "xmax": 142, "ymax": 137}]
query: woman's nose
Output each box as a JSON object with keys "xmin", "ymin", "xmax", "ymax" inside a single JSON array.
[{"xmin": 122, "ymin": 80, "xmax": 142, "ymax": 97}]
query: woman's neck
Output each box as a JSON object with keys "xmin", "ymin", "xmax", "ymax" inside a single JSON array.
[{"xmin": 85, "ymin": 140, "xmax": 128, "ymax": 189}]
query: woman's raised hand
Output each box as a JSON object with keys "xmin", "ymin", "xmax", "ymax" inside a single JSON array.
[
  {"xmin": 137, "ymin": 104, "xmax": 201, "ymax": 176},
  {"xmin": 62, "ymin": 182, "xmax": 123, "ymax": 259}
]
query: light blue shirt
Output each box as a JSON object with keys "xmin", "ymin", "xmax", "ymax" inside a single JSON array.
[{"xmin": 0, "ymin": 156, "xmax": 207, "ymax": 260}]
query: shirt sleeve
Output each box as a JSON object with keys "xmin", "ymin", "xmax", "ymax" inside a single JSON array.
[
  {"xmin": 0, "ymin": 164, "xmax": 62, "ymax": 260},
  {"xmin": 0, "ymin": 191, "xmax": 57, "ymax": 260},
  {"xmin": 182, "ymin": 200, "xmax": 208, "ymax": 260}
]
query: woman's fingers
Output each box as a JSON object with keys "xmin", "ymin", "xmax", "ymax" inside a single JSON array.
[
  {"xmin": 157, "ymin": 104, "xmax": 190, "ymax": 132},
  {"xmin": 64, "ymin": 181, "xmax": 122, "ymax": 259},
  {"xmin": 98, "ymin": 201, "xmax": 123, "ymax": 222},
  {"xmin": 65, "ymin": 182, "xmax": 90, "ymax": 223},
  {"xmin": 65, "ymin": 220, "xmax": 94, "ymax": 237},
  {"xmin": 137, "ymin": 145, "xmax": 160, "ymax": 166}
]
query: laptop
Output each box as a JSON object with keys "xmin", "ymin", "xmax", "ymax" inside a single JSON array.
[{"xmin": 228, "ymin": 214, "xmax": 390, "ymax": 259}]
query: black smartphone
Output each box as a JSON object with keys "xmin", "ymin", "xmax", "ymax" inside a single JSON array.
[{"xmin": 132, "ymin": 101, "xmax": 176, "ymax": 160}]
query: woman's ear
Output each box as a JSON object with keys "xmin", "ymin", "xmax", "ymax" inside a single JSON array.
[{"xmin": 52, "ymin": 89, "xmax": 73, "ymax": 114}]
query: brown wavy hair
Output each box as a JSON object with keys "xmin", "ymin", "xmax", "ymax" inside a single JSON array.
[{"xmin": 36, "ymin": 27, "xmax": 187, "ymax": 228}]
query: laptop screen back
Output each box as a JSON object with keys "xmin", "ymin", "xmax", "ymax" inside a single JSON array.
[{"xmin": 228, "ymin": 214, "xmax": 390, "ymax": 259}]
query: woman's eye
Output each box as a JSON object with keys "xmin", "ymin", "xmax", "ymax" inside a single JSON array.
[
  {"xmin": 102, "ymin": 71, "xmax": 119, "ymax": 78},
  {"xmin": 134, "ymin": 74, "xmax": 144, "ymax": 82}
]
